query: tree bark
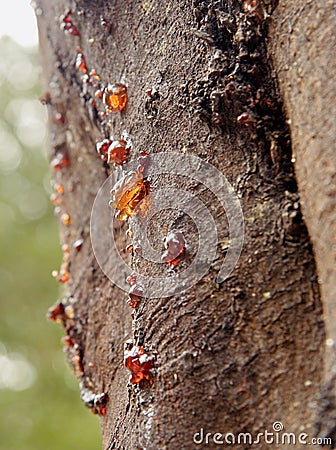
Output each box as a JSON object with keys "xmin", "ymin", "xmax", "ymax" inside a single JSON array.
[
  {"xmin": 268, "ymin": 4, "xmax": 336, "ymax": 443},
  {"xmin": 36, "ymin": 0, "xmax": 334, "ymax": 449}
]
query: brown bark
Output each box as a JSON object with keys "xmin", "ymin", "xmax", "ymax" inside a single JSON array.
[
  {"xmin": 36, "ymin": 0, "xmax": 334, "ymax": 449},
  {"xmin": 269, "ymin": 0, "xmax": 336, "ymax": 443}
]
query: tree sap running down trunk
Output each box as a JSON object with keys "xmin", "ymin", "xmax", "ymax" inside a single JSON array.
[{"xmin": 36, "ymin": 0, "xmax": 335, "ymax": 449}]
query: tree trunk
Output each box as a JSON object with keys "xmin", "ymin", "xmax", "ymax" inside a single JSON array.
[
  {"xmin": 268, "ymin": 3, "xmax": 336, "ymax": 443},
  {"xmin": 36, "ymin": 0, "xmax": 335, "ymax": 449}
]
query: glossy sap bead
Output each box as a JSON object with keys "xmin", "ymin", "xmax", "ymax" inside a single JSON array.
[
  {"xmin": 103, "ymin": 83, "xmax": 128, "ymax": 112},
  {"xmin": 111, "ymin": 169, "xmax": 150, "ymax": 222},
  {"xmin": 127, "ymin": 283, "xmax": 144, "ymax": 308},
  {"xmin": 162, "ymin": 230, "xmax": 185, "ymax": 267},
  {"xmin": 96, "ymin": 138, "xmax": 111, "ymax": 162},
  {"xmin": 60, "ymin": 11, "xmax": 79, "ymax": 36},
  {"xmin": 107, "ymin": 139, "xmax": 130, "ymax": 166},
  {"xmin": 124, "ymin": 346, "xmax": 154, "ymax": 385},
  {"xmin": 76, "ymin": 50, "xmax": 87, "ymax": 73}
]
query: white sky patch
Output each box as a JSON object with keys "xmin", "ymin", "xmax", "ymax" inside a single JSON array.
[{"xmin": 0, "ymin": 0, "xmax": 38, "ymax": 47}]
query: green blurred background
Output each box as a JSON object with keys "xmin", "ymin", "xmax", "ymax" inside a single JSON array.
[{"xmin": 0, "ymin": 9, "xmax": 101, "ymax": 449}]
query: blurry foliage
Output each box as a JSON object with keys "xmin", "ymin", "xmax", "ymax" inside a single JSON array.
[{"xmin": 0, "ymin": 37, "xmax": 101, "ymax": 450}]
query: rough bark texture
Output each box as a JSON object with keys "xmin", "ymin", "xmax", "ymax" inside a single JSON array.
[
  {"xmin": 36, "ymin": 0, "xmax": 335, "ymax": 449},
  {"xmin": 268, "ymin": 3, "xmax": 336, "ymax": 443}
]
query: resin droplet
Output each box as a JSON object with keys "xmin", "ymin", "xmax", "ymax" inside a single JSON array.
[
  {"xmin": 62, "ymin": 336, "xmax": 84, "ymax": 378},
  {"xmin": 126, "ymin": 244, "xmax": 133, "ymax": 253},
  {"xmin": 62, "ymin": 243, "xmax": 70, "ymax": 252},
  {"xmin": 124, "ymin": 346, "xmax": 155, "ymax": 385},
  {"xmin": 73, "ymin": 238, "xmax": 84, "ymax": 251},
  {"xmin": 51, "ymin": 152, "xmax": 69, "ymax": 171},
  {"xmin": 243, "ymin": 0, "xmax": 259, "ymax": 13},
  {"xmin": 52, "ymin": 242, "xmax": 72, "ymax": 283},
  {"xmin": 52, "ymin": 267, "xmax": 70, "ymax": 284},
  {"xmin": 76, "ymin": 50, "xmax": 87, "ymax": 74},
  {"xmin": 96, "ymin": 138, "xmax": 111, "ymax": 162},
  {"xmin": 64, "ymin": 304, "xmax": 74, "ymax": 319},
  {"xmin": 63, "ymin": 251, "xmax": 71, "ymax": 262},
  {"xmin": 47, "ymin": 302, "xmax": 65, "ymax": 324},
  {"xmin": 54, "ymin": 112, "xmax": 65, "ymax": 124},
  {"xmin": 236, "ymin": 112, "xmax": 257, "ymax": 127},
  {"xmin": 128, "ymin": 283, "xmax": 144, "ymax": 308},
  {"xmin": 61, "ymin": 213, "xmax": 71, "ymax": 225},
  {"xmin": 80, "ymin": 382, "xmax": 109, "ymax": 416},
  {"xmin": 57, "ymin": 271, "xmax": 69, "ymax": 283},
  {"xmin": 137, "ymin": 152, "xmax": 151, "ymax": 178},
  {"xmin": 100, "ymin": 16, "xmax": 111, "ymax": 31},
  {"xmin": 111, "ymin": 169, "xmax": 150, "ymax": 222},
  {"xmin": 94, "ymin": 392, "xmax": 109, "ymax": 416},
  {"xmin": 89, "ymin": 69, "xmax": 101, "ymax": 84},
  {"xmin": 103, "ymin": 83, "xmax": 128, "ymax": 112},
  {"xmin": 55, "ymin": 183, "xmax": 64, "ymax": 194},
  {"xmin": 95, "ymin": 89, "xmax": 104, "ymax": 100},
  {"xmin": 47, "ymin": 302, "xmax": 74, "ymax": 324},
  {"xmin": 107, "ymin": 139, "xmax": 130, "ymax": 166},
  {"xmin": 133, "ymin": 238, "xmax": 142, "ymax": 255},
  {"xmin": 162, "ymin": 230, "xmax": 185, "ymax": 267},
  {"xmin": 145, "ymin": 86, "xmax": 158, "ymax": 97},
  {"xmin": 126, "ymin": 273, "xmax": 137, "ymax": 285},
  {"xmin": 60, "ymin": 11, "xmax": 79, "ymax": 36},
  {"xmin": 50, "ymin": 193, "xmax": 61, "ymax": 206}
]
